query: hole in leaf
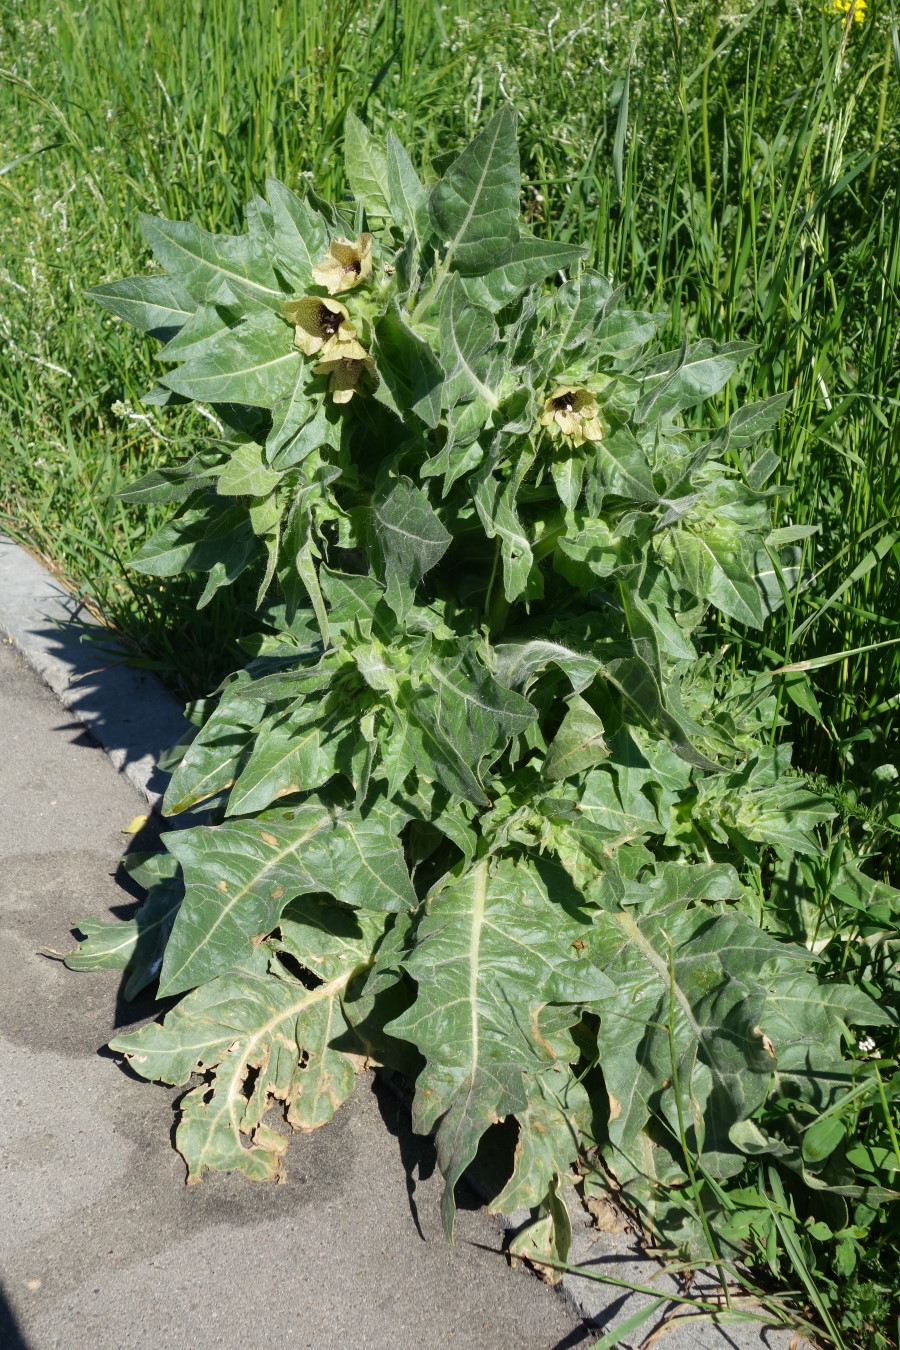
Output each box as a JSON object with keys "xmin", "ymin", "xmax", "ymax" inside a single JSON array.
[
  {"xmin": 275, "ymin": 949, "xmax": 323, "ymax": 989},
  {"xmin": 242, "ymin": 1063, "xmax": 261, "ymax": 1103},
  {"xmin": 464, "ymin": 1117, "xmax": 519, "ymax": 1208}
]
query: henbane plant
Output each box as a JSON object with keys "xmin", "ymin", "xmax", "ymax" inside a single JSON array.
[{"xmin": 69, "ymin": 109, "xmax": 897, "ymax": 1269}]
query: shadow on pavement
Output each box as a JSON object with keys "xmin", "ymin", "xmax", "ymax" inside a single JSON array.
[{"xmin": 0, "ymin": 1284, "xmax": 31, "ymax": 1350}]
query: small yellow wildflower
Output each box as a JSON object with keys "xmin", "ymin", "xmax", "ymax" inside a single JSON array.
[
  {"xmin": 282, "ymin": 296, "xmax": 356, "ymax": 356},
  {"xmin": 313, "ymin": 335, "xmax": 377, "ymax": 404},
  {"xmin": 311, "ymin": 234, "xmax": 373, "ymax": 295},
  {"xmin": 539, "ymin": 386, "xmax": 604, "ymax": 447},
  {"xmin": 825, "ymin": 0, "xmax": 866, "ymax": 21}
]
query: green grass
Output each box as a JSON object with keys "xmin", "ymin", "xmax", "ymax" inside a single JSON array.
[
  {"xmin": 2, "ymin": 5, "xmax": 900, "ymax": 1334},
  {"xmin": 2, "ymin": 0, "xmax": 898, "ymax": 723}
]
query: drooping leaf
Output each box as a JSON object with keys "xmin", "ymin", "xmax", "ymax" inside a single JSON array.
[
  {"xmin": 115, "ymin": 453, "xmax": 224, "ymax": 505},
  {"xmin": 111, "ymin": 952, "xmax": 366, "ymax": 1178},
  {"xmin": 471, "ymin": 469, "xmax": 533, "ymax": 601},
  {"xmin": 388, "ymin": 857, "xmax": 614, "ymax": 1236},
  {"xmin": 492, "ymin": 639, "xmax": 600, "ymax": 695}
]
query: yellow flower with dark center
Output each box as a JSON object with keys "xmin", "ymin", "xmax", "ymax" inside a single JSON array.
[
  {"xmin": 825, "ymin": 0, "xmax": 865, "ymax": 19},
  {"xmin": 539, "ymin": 386, "xmax": 604, "ymax": 447},
  {"xmin": 282, "ymin": 296, "xmax": 356, "ymax": 356},
  {"xmin": 311, "ymin": 234, "xmax": 373, "ymax": 295},
  {"xmin": 313, "ymin": 336, "xmax": 377, "ymax": 404}
]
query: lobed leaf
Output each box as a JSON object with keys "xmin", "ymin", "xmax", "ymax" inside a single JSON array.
[
  {"xmin": 111, "ymin": 954, "xmax": 364, "ymax": 1179},
  {"xmin": 161, "ymin": 311, "xmax": 301, "ymax": 409},
  {"xmin": 159, "ymin": 802, "xmax": 415, "ymax": 996},
  {"xmin": 140, "ymin": 213, "xmax": 282, "ymax": 306},
  {"xmin": 389, "ymin": 857, "xmax": 614, "ymax": 1236}
]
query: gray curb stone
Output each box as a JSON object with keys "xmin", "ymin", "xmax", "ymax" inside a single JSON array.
[
  {"xmin": 0, "ymin": 531, "xmax": 817, "ymax": 1349},
  {"xmin": 0, "ymin": 534, "xmax": 189, "ymax": 807}
]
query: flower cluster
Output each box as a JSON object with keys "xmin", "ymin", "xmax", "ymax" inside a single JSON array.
[
  {"xmin": 825, "ymin": 0, "xmax": 866, "ymax": 21},
  {"xmin": 282, "ymin": 234, "xmax": 377, "ymax": 403}
]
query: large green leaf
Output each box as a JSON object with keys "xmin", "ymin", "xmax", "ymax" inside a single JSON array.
[
  {"xmin": 386, "ymin": 130, "xmax": 428, "ymax": 239},
  {"xmin": 216, "ymin": 442, "xmax": 283, "ymax": 497},
  {"xmin": 537, "ymin": 272, "xmax": 614, "ymax": 369},
  {"xmin": 587, "ymin": 428, "xmax": 657, "ymax": 506},
  {"xmin": 461, "ymin": 237, "xmax": 586, "ymax": 312},
  {"xmin": 264, "ymin": 179, "xmax": 330, "ymax": 287},
  {"xmin": 111, "ymin": 952, "xmax": 364, "ymax": 1178},
  {"xmin": 163, "ymin": 694, "xmax": 264, "ymax": 815},
  {"xmin": 344, "ymin": 112, "xmax": 391, "ymax": 220},
  {"xmin": 492, "ymin": 639, "xmax": 601, "ymax": 695},
  {"xmin": 276, "ymin": 893, "xmax": 389, "ymax": 983},
  {"xmin": 543, "ymin": 695, "xmax": 609, "ymax": 781},
  {"xmin": 140, "ymin": 213, "xmax": 283, "ymax": 305},
  {"xmin": 130, "ymin": 494, "xmax": 257, "ymax": 591},
  {"xmin": 591, "ymin": 905, "xmax": 806, "ymax": 1176},
  {"xmin": 87, "ymin": 274, "xmax": 194, "ymax": 337},
  {"xmin": 437, "ymin": 275, "xmax": 504, "ymax": 415},
  {"xmin": 389, "ymin": 857, "xmax": 614, "ymax": 1235},
  {"xmin": 471, "ymin": 469, "xmax": 533, "ymax": 601},
  {"xmin": 159, "ymin": 802, "xmax": 415, "ymax": 995},
  {"xmin": 156, "ymin": 304, "xmax": 232, "ymax": 362},
  {"xmin": 666, "ymin": 528, "xmax": 766, "ymax": 627},
  {"xmin": 402, "ymin": 640, "xmax": 537, "ymax": 802},
  {"xmin": 374, "ymin": 306, "xmax": 443, "ymax": 428},
  {"xmin": 428, "ymin": 107, "xmax": 519, "ymax": 275},
  {"xmin": 66, "ymin": 864, "xmax": 183, "ymax": 999},
  {"xmin": 226, "ymin": 705, "xmax": 358, "ymax": 816},
  {"xmin": 635, "ymin": 340, "xmax": 755, "ymax": 425},
  {"xmin": 161, "ymin": 311, "xmax": 301, "ymax": 408}
]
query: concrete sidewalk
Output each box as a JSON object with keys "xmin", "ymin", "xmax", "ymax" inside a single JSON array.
[{"xmin": 0, "ymin": 635, "xmax": 587, "ymax": 1350}]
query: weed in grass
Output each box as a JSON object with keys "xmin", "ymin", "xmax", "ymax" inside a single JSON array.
[{"xmin": 3, "ymin": 2, "xmax": 900, "ymax": 1337}]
